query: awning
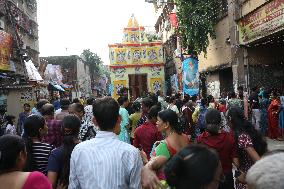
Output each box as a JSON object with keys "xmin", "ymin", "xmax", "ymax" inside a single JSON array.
[{"xmin": 49, "ymin": 83, "xmax": 65, "ymax": 92}]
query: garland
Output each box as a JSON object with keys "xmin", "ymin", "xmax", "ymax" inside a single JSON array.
[{"xmin": 175, "ymin": 0, "xmax": 219, "ymax": 55}]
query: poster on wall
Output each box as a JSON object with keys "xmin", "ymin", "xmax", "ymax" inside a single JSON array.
[
  {"xmin": 150, "ymin": 78, "xmax": 162, "ymax": 94},
  {"xmin": 113, "ymin": 80, "xmax": 127, "ymax": 99},
  {"xmin": 170, "ymin": 74, "xmax": 179, "ymax": 93},
  {"xmin": 0, "ymin": 31, "xmax": 13, "ymax": 71},
  {"xmin": 182, "ymin": 57, "xmax": 199, "ymax": 96}
]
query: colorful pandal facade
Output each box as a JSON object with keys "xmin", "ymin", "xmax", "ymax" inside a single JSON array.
[{"xmin": 109, "ymin": 16, "xmax": 165, "ymax": 99}]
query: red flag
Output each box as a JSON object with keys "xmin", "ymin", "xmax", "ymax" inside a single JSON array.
[{"xmin": 169, "ymin": 13, "xmax": 178, "ymax": 28}]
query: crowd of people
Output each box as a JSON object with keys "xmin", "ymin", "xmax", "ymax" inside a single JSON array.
[{"xmin": 0, "ymin": 86, "xmax": 283, "ymax": 189}]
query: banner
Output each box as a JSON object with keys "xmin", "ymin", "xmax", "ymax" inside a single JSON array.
[
  {"xmin": 0, "ymin": 31, "xmax": 13, "ymax": 71},
  {"xmin": 239, "ymin": 0, "xmax": 284, "ymax": 44},
  {"xmin": 170, "ymin": 74, "xmax": 179, "ymax": 93},
  {"xmin": 182, "ymin": 57, "xmax": 199, "ymax": 96},
  {"xmin": 150, "ymin": 78, "xmax": 162, "ymax": 94},
  {"xmin": 114, "ymin": 48, "xmax": 127, "ymax": 64},
  {"xmin": 113, "ymin": 80, "xmax": 127, "ymax": 99}
]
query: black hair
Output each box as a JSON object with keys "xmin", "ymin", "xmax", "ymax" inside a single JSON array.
[
  {"xmin": 149, "ymin": 93, "xmax": 158, "ymax": 105},
  {"xmin": 165, "ymin": 96, "xmax": 171, "ymax": 103},
  {"xmin": 175, "ymin": 93, "xmax": 181, "ymax": 99},
  {"xmin": 228, "ymin": 91, "xmax": 236, "ymax": 99},
  {"xmin": 227, "ymin": 107, "xmax": 267, "ymax": 158},
  {"xmin": 158, "ymin": 109, "xmax": 182, "ymax": 134},
  {"xmin": 117, "ymin": 96, "xmax": 128, "ymax": 106},
  {"xmin": 251, "ymin": 86, "xmax": 258, "ymax": 92},
  {"xmin": 5, "ymin": 115, "xmax": 15, "ymax": 125},
  {"xmin": 169, "ymin": 96, "xmax": 176, "ymax": 104},
  {"xmin": 200, "ymin": 98, "xmax": 207, "ymax": 107},
  {"xmin": 132, "ymin": 101, "xmax": 141, "ymax": 112},
  {"xmin": 59, "ymin": 115, "xmax": 81, "ymax": 186},
  {"xmin": 237, "ymin": 86, "xmax": 244, "ymax": 91},
  {"xmin": 207, "ymin": 95, "xmax": 214, "ymax": 103},
  {"xmin": 148, "ymin": 105, "xmax": 161, "ymax": 120},
  {"xmin": 71, "ymin": 103, "xmax": 84, "ymax": 114},
  {"xmin": 41, "ymin": 104, "xmax": 55, "ymax": 116},
  {"xmin": 205, "ymin": 109, "xmax": 221, "ymax": 135},
  {"xmin": 36, "ymin": 99, "xmax": 49, "ymax": 110},
  {"xmin": 165, "ymin": 144, "xmax": 219, "ymax": 189},
  {"xmin": 23, "ymin": 103, "xmax": 30, "ymax": 107},
  {"xmin": 0, "ymin": 135, "xmax": 26, "ymax": 174},
  {"xmin": 86, "ymin": 98, "xmax": 94, "ymax": 105},
  {"xmin": 23, "ymin": 115, "xmax": 46, "ymax": 171},
  {"xmin": 60, "ymin": 99, "xmax": 71, "ymax": 110},
  {"xmin": 191, "ymin": 95, "xmax": 197, "ymax": 102},
  {"xmin": 72, "ymin": 98, "xmax": 80, "ymax": 103},
  {"xmin": 93, "ymin": 97, "xmax": 119, "ymax": 131},
  {"xmin": 141, "ymin": 97, "xmax": 154, "ymax": 109}
]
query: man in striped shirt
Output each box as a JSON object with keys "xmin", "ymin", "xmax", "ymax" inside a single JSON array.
[{"xmin": 69, "ymin": 97, "xmax": 143, "ymax": 189}]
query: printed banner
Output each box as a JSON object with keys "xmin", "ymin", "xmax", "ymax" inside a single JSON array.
[
  {"xmin": 131, "ymin": 47, "xmax": 142, "ymax": 63},
  {"xmin": 182, "ymin": 57, "xmax": 199, "ymax": 96},
  {"xmin": 239, "ymin": 0, "xmax": 284, "ymax": 44},
  {"xmin": 114, "ymin": 48, "xmax": 127, "ymax": 64},
  {"xmin": 170, "ymin": 74, "xmax": 179, "ymax": 93},
  {"xmin": 150, "ymin": 78, "xmax": 162, "ymax": 94},
  {"xmin": 0, "ymin": 31, "xmax": 13, "ymax": 71},
  {"xmin": 113, "ymin": 80, "xmax": 127, "ymax": 99}
]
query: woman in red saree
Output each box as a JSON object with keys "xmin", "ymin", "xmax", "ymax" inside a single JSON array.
[{"xmin": 268, "ymin": 94, "xmax": 281, "ymax": 139}]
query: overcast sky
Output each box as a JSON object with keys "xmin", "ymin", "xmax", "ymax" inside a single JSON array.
[{"xmin": 37, "ymin": 0, "xmax": 157, "ymax": 64}]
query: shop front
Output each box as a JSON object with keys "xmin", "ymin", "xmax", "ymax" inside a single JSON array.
[{"xmin": 238, "ymin": 0, "xmax": 284, "ymax": 92}]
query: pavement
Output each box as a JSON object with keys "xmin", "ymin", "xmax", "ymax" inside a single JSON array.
[{"xmin": 266, "ymin": 137, "xmax": 284, "ymax": 151}]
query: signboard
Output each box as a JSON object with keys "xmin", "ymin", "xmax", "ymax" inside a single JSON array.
[
  {"xmin": 0, "ymin": 31, "xmax": 13, "ymax": 71},
  {"xmin": 182, "ymin": 57, "xmax": 199, "ymax": 96},
  {"xmin": 150, "ymin": 78, "xmax": 162, "ymax": 94},
  {"xmin": 239, "ymin": 0, "xmax": 284, "ymax": 44}
]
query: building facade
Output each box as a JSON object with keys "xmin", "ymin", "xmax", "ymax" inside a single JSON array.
[
  {"xmin": 109, "ymin": 16, "xmax": 165, "ymax": 99},
  {"xmin": 152, "ymin": 1, "xmax": 181, "ymax": 95},
  {"xmin": 0, "ymin": 0, "xmax": 42, "ymax": 123},
  {"xmin": 41, "ymin": 56, "xmax": 92, "ymax": 99},
  {"xmin": 200, "ymin": 0, "xmax": 284, "ymax": 97}
]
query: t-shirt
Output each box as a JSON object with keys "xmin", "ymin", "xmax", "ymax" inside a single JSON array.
[
  {"xmin": 129, "ymin": 112, "xmax": 141, "ymax": 138},
  {"xmin": 22, "ymin": 171, "xmax": 52, "ymax": 189},
  {"xmin": 32, "ymin": 142, "xmax": 52, "ymax": 175},
  {"xmin": 133, "ymin": 121, "xmax": 162, "ymax": 159},
  {"xmin": 197, "ymin": 131, "xmax": 237, "ymax": 174},
  {"xmin": 47, "ymin": 146, "xmax": 64, "ymax": 177}
]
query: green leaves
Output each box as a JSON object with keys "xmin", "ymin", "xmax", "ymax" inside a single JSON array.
[{"xmin": 175, "ymin": 0, "xmax": 219, "ymax": 55}]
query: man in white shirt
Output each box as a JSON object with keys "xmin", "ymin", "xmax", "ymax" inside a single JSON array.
[{"xmin": 68, "ymin": 97, "xmax": 143, "ymax": 189}]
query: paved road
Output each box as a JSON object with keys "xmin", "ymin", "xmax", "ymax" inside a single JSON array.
[{"xmin": 267, "ymin": 137, "xmax": 284, "ymax": 151}]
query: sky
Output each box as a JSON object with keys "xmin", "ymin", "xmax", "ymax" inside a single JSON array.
[{"xmin": 37, "ymin": 0, "xmax": 157, "ymax": 64}]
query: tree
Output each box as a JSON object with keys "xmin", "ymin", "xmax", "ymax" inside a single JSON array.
[
  {"xmin": 81, "ymin": 49, "xmax": 103, "ymax": 87},
  {"xmin": 175, "ymin": 0, "xmax": 219, "ymax": 55}
]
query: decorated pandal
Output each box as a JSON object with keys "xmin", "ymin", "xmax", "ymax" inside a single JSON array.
[{"xmin": 109, "ymin": 15, "xmax": 165, "ymax": 99}]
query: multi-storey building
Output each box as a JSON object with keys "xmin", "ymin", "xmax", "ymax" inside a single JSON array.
[
  {"xmin": 40, "ymin": 55, "xmax": 92, "ymax": 99},
  {"xmin": 150, "ymin": 0, "xmax": 181, "ymax": 95},
  {"xmin": 149, "ymin": 0, "xmax": 284, "ymax": 97},
  {"xmin": 0, "ymin": 0, "xmax": 43, "ymax": 122}
]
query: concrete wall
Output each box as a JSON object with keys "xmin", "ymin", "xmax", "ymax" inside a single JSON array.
[
  {"xmin": 6, "ymin": 87, "xmax": 36, "ymax": 126},
  {"xmin": 198, "ymin": 16, "xmax": 232, "ymax": 72},
  {"xmin": 206, "ymin": 73, "xmax": 220, "ymax": 99},
  {"xmin": 240, "ymin": 0, "xmax": 267, "ymax": 17}
]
